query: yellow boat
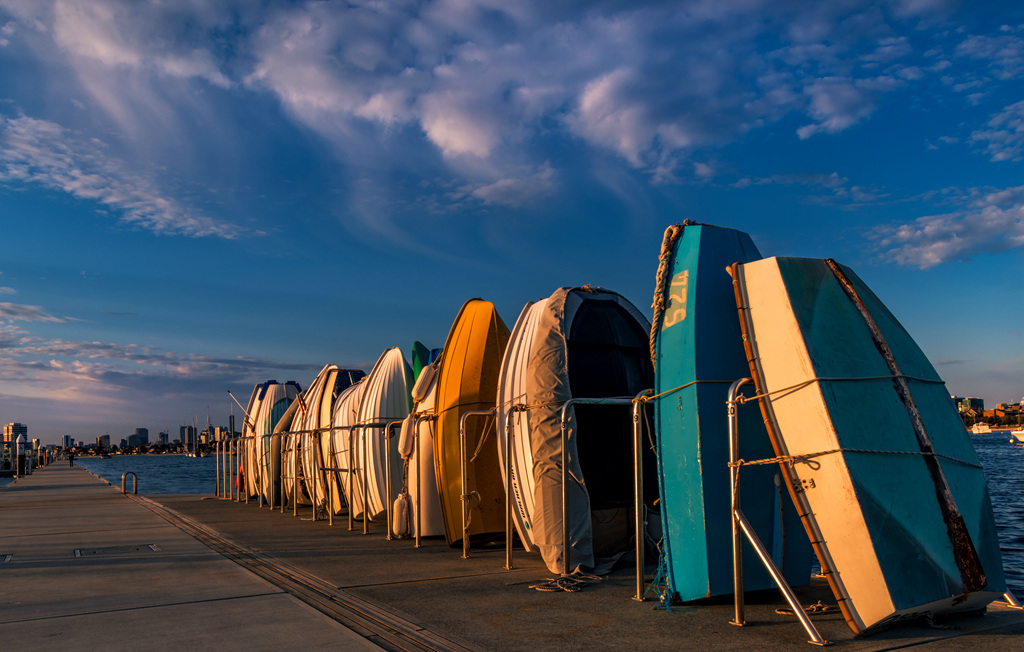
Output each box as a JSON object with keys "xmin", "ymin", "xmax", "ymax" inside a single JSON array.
[{"xmin": 434, "ymin": 299, "xmax": 510, "ymax": 546}]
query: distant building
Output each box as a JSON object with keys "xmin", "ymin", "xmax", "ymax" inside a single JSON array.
[
  {"xmin": 61, "ymin": 435, "xmax": 74, "ymax": 449},
  {"xmin": 133, "ymin": 428, "xmax": 150, "ymax": 446},
  {"xmin": 158, "ymin": 431, "xmax": 169, "ymax": 445},
  {"xmin": 96, "ymin": 434, "xmax": 110, "ymax": 449},
  {"xmin": 959, "ymin": 397, "xmax": 984, "ymax": 414},
  {"xmin": 180, "ymin": 425, "xmax": 197, "ymax": 448},
  {"xmin": 3, "ymin": 422, "xmax": 27, "ymax": 443}
]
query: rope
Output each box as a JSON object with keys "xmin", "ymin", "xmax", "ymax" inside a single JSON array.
[
  {"xmin": 729, "ymin": 373, "xmax": 946, "ymax": 406},
  {"xmin": 775, "ymin": 600, "xmax": 835, "ymax": 617},
  {"xmin": 529, "ymin": 573, "xmax": 603, "ymax": 593},
  {"xmin": 649, "ymin": 222, "xmax": 690, "ymax": 369},
  {"xmin": 729, "ymin": 447, "xmax": 983, "ymax": 470},
  {"xmin": 634, "ymin": 379, "xmax": 736, "ymax": 404},
  {"xmin": 643, "ymin": 538, "xmax": 673, "ymax": 609}
]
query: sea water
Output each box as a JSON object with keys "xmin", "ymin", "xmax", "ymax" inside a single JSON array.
[
  {"xmin": 62, "ymin": 434, "xmax": 1024, "ymax": 595},
  {"xmin": 75, "ymin": 454, "xmax": 217, "ymax": 494}
]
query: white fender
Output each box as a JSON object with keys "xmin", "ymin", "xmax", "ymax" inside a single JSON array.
[
  {"xmin": 411, "ymin": 360, "xmax": 438, "ymax": 403},
  {"xmin": 392, "ymin": 492, "xmax": 411, "ymax": 537},
  {"xmin": 398, "ymin": 413, "xmax": 416, "ymax": 460}
]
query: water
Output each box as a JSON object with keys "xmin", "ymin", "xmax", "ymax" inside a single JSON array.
[
  {"xmin": 62, "ymin": 434, "xmax": 1024, "ymax": 595},
  {"xmin": 75, "ymin": 454, "xmax": 217, "ymax": 494},
  {"xmin": 973, "ymin": 431, "xmax": 1024, "ymax": 595}
]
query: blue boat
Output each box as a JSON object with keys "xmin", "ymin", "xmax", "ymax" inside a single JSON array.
[{"xmin": 652, "ymin": 223, "xmax": 811, "ymax": 602}]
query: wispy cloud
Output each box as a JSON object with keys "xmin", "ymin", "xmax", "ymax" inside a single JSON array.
[
  {"xmin": 0, "ymin": 302, "xmax": 65, "ymax": 322},
  {"xmin": 873, "ymin": 184, "xmax": 1024, "ymax": 267},
  {"xmin": 0, "ymin": 286, "xmax": 15, "ymax": 295},
  {"xmin": 0, "ymin": 115, "xmax": 244, "ymax": 238},
  {"xmin": 971, "ymin": 100, "xmax": 1024, "ymax": 162}
]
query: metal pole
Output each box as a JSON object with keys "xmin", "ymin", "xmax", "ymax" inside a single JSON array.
[
  {"xmin": 362, "ymin": 424, "xmax": 370, "ymax": 535},
  {"xmin": 504, "ymin": 407, "xmax": 519, "ymax": 570},
  {"xmin": 633, "ymin": 389, "xmax": 653, "ymax": 601},
  {"xmin": 729, "ymin": 378, "xmax": 749, "ymax": 626},
  {"xmin": 244, "ymin": 436, "xmax": 250, "ymax": 505},
  {"xmin": 348, "ymin": 425, "xmax": 357, "ymax": 531},
  {"xmin": 215, "ymin": 440, "xmax": 221, "ymax": 497},
  {"xmin": 413, "ymin": 415, "xmax": 427, "ymax": 548},
  {"xmin": 293, "ymin": 433, "xmax": 299, "ymax": 516},
  {"xmin": 280, "ymin": 433, "xmax": 287, "ymax": 514}
]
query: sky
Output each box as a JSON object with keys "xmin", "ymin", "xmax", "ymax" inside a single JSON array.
[{"xmin": 1, "ymin": 0, "xmax": 1022, "ymax": 445}]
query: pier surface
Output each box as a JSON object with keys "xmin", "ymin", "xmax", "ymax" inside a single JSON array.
[{"xmin": 3, "ymin": 465, "xmax": 1024, "ymax": 650}]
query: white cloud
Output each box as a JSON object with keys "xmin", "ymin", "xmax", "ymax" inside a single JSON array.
[
  {"xmin": 874, "ymin": 185, "xmax": 1024, "ymax": 267},
  {"xmin": 0, "ymin": 115, "xmax": 243, "ymax": 238},
  {"xmin": 0, "ymin": 287, "xmax": 15, "ymax": 295},
  {"xmin": 797, "ymin": 77, "xmax": 901, "ymax": 139},
  {"xmin": 49, "ymin": 0, "xmax": 230, "ymax": 87},
  {"xmin": 466, "ymin": 163, "xmax": 557, "ymax": 207},
  {"xmin": 955, "ymin": 33, "xmax": 1024, "ymax": 80},
  {"xmin": 971, "ymin": 100, "xmax": 1024, "ymax": 162}
]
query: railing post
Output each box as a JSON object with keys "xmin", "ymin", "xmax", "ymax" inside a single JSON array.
[
  {"xmin": 633, "ymin": 389, "xmax": 653, "ymax": 601},
  {"xmin": 121, "ymin": 471, "xmax": 137, "ymax": 494},
  {"xmin": 504, "ymin": 406, "xmax": 525, "ymax": 570},
  {"xmin": 385, "ymin": 421, "xmax": 402, "ymax": 540}
]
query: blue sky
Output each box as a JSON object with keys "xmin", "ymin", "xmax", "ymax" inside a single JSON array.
[{"xmin": 1, "ymin": 0, "xmax": 1022, "ymax": 444}]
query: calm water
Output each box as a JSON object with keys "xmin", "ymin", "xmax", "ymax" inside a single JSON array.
[
  {"xmin": 75, "ymin": 454, "xmax": 217, "ymax": 494},
  {"xmin": 974, "ymin": 431, "xmax": 1024, "ymax": 595},
  {"xmin": 57, "ymin": 434, "xmax": 1024, "ymax": 594}
]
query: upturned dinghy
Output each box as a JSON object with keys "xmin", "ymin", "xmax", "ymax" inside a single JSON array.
[
  {"xmin": 434, "ymin": 299, "xmax": 510, "ymax": 546},
  {"xmin": 253, "ymin": 380, "xmax": 301, "ymax": 503},
  {"xmin": 355, "ymin": 348, "xmax": 414, "ymax": 521},
  {"xmin": 331, "ymin": 378, "xmax": 368, "ymax": 517},
  {"xmin": 650, "ymin": 223, "xmax": 811, "ymax": 601},
  {"xmin": 731, "ymin": 256, "xmax": 1007, "ymax": 634},
  {"xmin": 402, "ymin": 354, "xmax": 446, "ymax": 538},
  {"xmin": 497, "ymin": 286, "xmax": 655, "ymax": 574}
]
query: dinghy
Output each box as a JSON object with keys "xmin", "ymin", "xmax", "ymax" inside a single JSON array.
[
  {"xmin": 331, "ymin": 378, "xmax": 368, "ymax": 517},
  {"xmin": 497, "ymin": 286, "xmax": 654, "ymax": 574},
  {"xmin": 404, "ymin": 356, "xmax": 446, "ymax": 538},
  {"xmin": 731, "ymin": 256, "xmax": 1007, "ymax": 634},
  {"xmin": 434, "ymin": 299, "xmax": 510, "ymax": 546},
  {"xmin": 650, "ymin": 223, "xmax": 811, "ymax": 601},
  {"xmin": 253, "ymin": 381, "xmax": 301, "ymax": 504},
  {"xmin": 355, "ymin": 348, "xmax": 413, "ymax": 521}
]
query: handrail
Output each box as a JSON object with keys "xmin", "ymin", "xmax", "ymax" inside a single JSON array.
[
  {"xmin": 502, "ymin": 405, "xmax": 527, "ymax": 570},
  {"xmin": 558, "ymin": 397, "xmax": 638, "ymax": 577},
  {"xmin": 121, "ymin": 471, "xmax": 138, "ymax": 494},
  {"xmin": 727, "ymin": 378, "xmax": 827, "ymax": 646},
  {"xmin": 459, "ymin": 410, "xmax": 495, "ymax": 559}
]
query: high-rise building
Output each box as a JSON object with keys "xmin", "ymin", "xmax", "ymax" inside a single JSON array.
[
  {"xmin": 133, "ymin": 428, "xmax": 149, "ymax": 446},
  {"xmin": 3, "ymin": 422, "xmax": 28, "ymax": 443},
  {"xmin": 62, "ymin": 435, "xmax": 74, "ymax": 449},
  {"xmin": 158, "ymin": 431, "xmax": 169, "ymax": 445},
  {"xmin": 180, "ymin": 425, "xmax": 197, "ymax": 448},
  {"xmin": 96, "ymin": 434, "xmax": 110, "ymax": 449}
]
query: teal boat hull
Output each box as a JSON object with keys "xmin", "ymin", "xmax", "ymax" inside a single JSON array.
[
  {"xmin": 653, "ymin": 224, "xmax": 811, "ymax": 602},
  {"xmin": 733, "ymin": 256, "xmax": 1006, "ymax": 633}
]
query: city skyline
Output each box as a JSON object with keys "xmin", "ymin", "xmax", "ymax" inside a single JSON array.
[{"xmin": 1, "ymin": 1, "xmax": 1023, "ymax": 445}]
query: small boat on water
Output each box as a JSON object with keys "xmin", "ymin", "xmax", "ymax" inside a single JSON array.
[
  {"xmin": 971, "ymin": 423, "xmax": 992, "ymax": 435},
  {"xmin": 1011, "ymin": 428, "xmax": 1024, "ymax": 444}
]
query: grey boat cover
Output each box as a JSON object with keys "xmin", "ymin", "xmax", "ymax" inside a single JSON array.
[{"xmin": 528, "ymin": 286, "xmax": 654, "ymax": 574}]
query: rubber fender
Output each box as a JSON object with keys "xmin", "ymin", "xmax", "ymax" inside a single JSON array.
[
  {"xmin": 398, "ymin": 413, "xmax": 416, "ymax": 460},
  {"xmin": 411, "ymin": 360, "xmax": 438, "ymax": 403},
  {"xmin": 393, "ymin": 492, "xmax": 411, "ymax": 537}
]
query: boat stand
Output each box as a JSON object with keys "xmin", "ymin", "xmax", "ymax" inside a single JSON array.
[
  {"xmin": 727, "ymin": 378, "xmax": 829, "ymax": 647},
  {"xmin": 459, "ymin": 409, "xmax": 497, "ymax": 559}
]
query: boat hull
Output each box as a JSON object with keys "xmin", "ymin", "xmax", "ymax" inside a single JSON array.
[
  {"xmin": 653, "ymin": 223, "xmax": 811, "ymax": 601},
  {"xmin": 732, "ymin": 256, "xmax": 1006, "ymax": 634}
]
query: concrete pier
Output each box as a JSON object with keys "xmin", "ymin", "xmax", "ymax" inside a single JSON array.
[{"xmin": 3, "ymin": 465, "xmax": 1024, "ymax": 650}]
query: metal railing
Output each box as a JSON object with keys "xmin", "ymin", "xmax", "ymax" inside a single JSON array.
[
  {"xmin": 458, "ymin": 410, "xmax": 495, "ymax": 559},
  {"xmin": 727, "ymin": 378, "xmax": 827, "ymax": 646},
  {"xmin": 121, "ymin": 471, "xmax": 138, "ymax": 494}
]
